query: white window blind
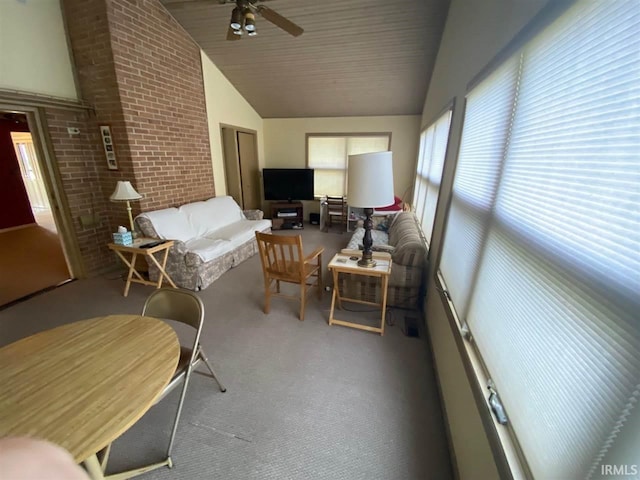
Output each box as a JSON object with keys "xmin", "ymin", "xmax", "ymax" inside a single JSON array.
[
  {"xmin": 412, "ymin": 109, "xmax": 452, "ymax": 244},
  {"xmin": 439, "ymin": 2, "xmax": 640, "ymax": 479},
  {"xmin": 307, "ymin": 134, "xmax": 390, "ymax": 197}
]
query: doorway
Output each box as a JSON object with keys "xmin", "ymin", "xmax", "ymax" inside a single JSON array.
[
  {"xmin": 221, "ymin": 126, "xmax": 260, "ymax": 210},
  {"xmin": 0, "ymin": 111, "xmax": 71, "ymax": 306}
]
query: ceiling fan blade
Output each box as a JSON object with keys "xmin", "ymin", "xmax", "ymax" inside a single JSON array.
[
  {"xmin": 256, "ymin": 5, "xmax": 304, "ymax": 37},
  {"xmin": 226, "ymin": 25, "xmax": 242, "ymax": 41}
]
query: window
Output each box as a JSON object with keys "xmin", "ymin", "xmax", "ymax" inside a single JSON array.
[
  {"xmin": 412, "ymin": 109, "xmax": 452, "ymax": 244},
  {"xmin": 438, "ymin": 3, "xmax": 639, "ymax": 479},
  {"xmin": 307, "ymin": 134, "xmax": 390, "ymax": 197}
]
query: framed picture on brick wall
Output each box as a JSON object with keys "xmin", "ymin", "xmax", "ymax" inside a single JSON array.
[{"xmin": 100, "ymin": 125, "xmax": 118, "ymax": 170}]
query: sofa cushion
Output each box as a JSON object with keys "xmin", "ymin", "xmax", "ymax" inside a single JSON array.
[
  {"xmin": 388, "ymin": 213, "xmax": 427, "ymax": 267},
  {"xmin": 184, "ymin": 237, "xmax": 232, "ymax": 263},
  {"xmin": 138, "ymin": 208, "xmax": 196, "ymax": 243},
  {"xmin": 178, "ymin": 196, "xmax": 244, "ymax": 237},
  {"xmin": 206, "ymin": 196, "xmax": 246, "ymax": 231},
  {"xmin": 388, "ymin": 212, "xmax": 418, "ymax": 245},
  {"xmin": 179, "ymin": 201, "xmax": 211, "ymax": 238},
  {"xmin": 346, "ymin": 227, "xmax": 389, "ymax": 251},
  {"xmin": 209, "ymin": 219, "xmax": 272, "ymax": 248}
]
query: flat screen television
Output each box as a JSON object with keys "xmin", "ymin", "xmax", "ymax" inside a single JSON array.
[{"xmin": 263, "ymin": 168, "xmax": 314, "ymax": 202}]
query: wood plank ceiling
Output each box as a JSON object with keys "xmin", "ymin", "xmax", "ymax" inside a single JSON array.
[{"xmin": 161, "ymin": 0, "xmax": 450, "ymax": 118}]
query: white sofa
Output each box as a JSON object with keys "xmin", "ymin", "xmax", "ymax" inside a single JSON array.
[{"xmin": 135, "ymin": 196, "xmax": 271, "ymax": 290}]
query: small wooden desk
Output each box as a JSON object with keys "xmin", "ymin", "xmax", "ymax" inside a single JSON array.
[
  {"xmin": 0, "ymin": 315, "xmax": 179, "ymax": 479},
  {"xmin": 328, "ymin": 252, "xmax": 392, "ymax": 335},
  {"xmin": 108, "ymin": 239, "xmax": 177, "ymax": 297}
]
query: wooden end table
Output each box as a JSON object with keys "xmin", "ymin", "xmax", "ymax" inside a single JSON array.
[
  {"xmin": 328, "ymin": 251, "xmax": 392, "ymax": 335},
  {"xmin": 108, "ymin": 238, "xmax": 177, "ymax": 297}
]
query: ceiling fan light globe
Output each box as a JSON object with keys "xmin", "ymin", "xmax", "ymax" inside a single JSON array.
[
  {"xmin": 233, "ymin": 29, "xmax": 243, "ymax": 35},
  {"xmin": 244, "ymin": 18, "xmax": 256, "ymax": 32},
  {"xmin": 248, "ymin": 30, "xmax": 257, "ymax": 36},
  {"xmin": 230, "ymin": 7, "xmax": 243, "ymax": 31}
]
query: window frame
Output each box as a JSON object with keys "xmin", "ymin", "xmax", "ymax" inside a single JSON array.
[
  {"xmin": 430, "ymin": 1, "xmax": 593, "ymax": 479},
  {"xmin": 305, "ymin": 132, "xmax": 392, "ymax": 197},
  {"xmin": 411, "ymin": 100, "xmax": 455, "ymax": 247}
]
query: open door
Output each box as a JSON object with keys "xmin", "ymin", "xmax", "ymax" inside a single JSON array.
[{"xmin": 0, "ymin": 112, "xmax": 71, "ymax": 306}]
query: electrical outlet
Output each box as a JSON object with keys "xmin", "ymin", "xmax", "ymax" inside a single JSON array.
[{"xmin": 67, "ymin": 127, "xmax": 80, "ymax": 135}]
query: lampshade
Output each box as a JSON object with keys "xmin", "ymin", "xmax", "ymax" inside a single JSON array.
[
  {"xmin": 347, "ymin": 151, "xmax": 394, "ymax": 208},
  {"xmin": 110, "ymin": 181, "xmax": 142, "ymax": 202}
]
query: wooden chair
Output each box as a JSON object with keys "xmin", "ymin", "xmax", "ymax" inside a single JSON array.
[
  {"xmin": 255, "ymin": 232, "xmax": 324, "ymax": 321},
  {"xmin": 326, "ymin": 196, "xmax": 347, "ymax": 228}
]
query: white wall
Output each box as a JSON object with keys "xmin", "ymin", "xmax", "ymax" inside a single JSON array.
[
  {"xmin": 201, "ymin": 51, "xmax": 264, "ymax": 196},
  {"xmin": 0, "ymin": 0, "xmax": 78, "ymax": 99},
  {"xmin": 264, "ymin": 115, "xmax": 420, "ymax": 213},
  {"xmin": 421, "ymin": 0, "xmax": 550, "ymax": 478}
]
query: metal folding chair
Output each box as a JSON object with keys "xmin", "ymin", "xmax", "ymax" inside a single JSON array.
[{"xmin": 99, "ymin": 288, "xmax": 225, "ymax": 479}]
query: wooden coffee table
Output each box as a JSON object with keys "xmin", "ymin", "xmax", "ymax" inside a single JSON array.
[
  {"xmin": 108, "ymin": 239, "xmax": 177, "ymax": 296},
  {"xmin": 0, "ymin": 315, "xmax": 179, "ymax": 479}
]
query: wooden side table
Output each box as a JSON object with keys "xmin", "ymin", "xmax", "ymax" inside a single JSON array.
[
  {"xmin": 108, "ymin": 239, "xmax": 177, "ymax": 297},
  {"xmin": 328, "ymin": 252, "xmax": 392, "ymax": 335}
]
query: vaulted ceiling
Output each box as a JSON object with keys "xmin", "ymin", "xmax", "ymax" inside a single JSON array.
[{"xmin": 161, "ymin": 0, "xmax": 450, "ymax": 118}]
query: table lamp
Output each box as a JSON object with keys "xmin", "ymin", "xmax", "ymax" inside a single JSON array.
[
  {"xmin": 110, "ymin": 180, "xmax": 143, "ymax": 234},
  {"xmin": 347, "ymin": 151, "xmax": 394, "ymax": 267}
]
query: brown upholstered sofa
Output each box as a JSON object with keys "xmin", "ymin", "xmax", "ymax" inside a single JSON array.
[{"xmin": 340, "ymin": 212, "xmax": 428, "ymax": 309}]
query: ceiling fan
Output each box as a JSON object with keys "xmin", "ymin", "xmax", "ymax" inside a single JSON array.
[
  {"xmin": 163, "ymin": 0, "xmax": 303, "ymax": 40},
  {"xmin": 219, "ymin": 0, "xmax": 304, "ymax": 40}
]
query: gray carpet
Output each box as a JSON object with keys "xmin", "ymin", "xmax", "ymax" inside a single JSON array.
[{"xmin": 0, "ymin": 226, "xmax": 453, "ymax": 479}]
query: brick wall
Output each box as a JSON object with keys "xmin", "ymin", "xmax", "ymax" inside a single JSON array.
[
  {"xmin": 53, "ymin": 0, "xmax": 215, "ymax": 276},
  {"xmin": 108, "ymin": 0, "xmax": 214, "ymax": 211},
  {"xmin": 63, "ymin": 0, "xmax": 214, "ymax": 219},
  {"xmin": 45, "ymin": 108, "xmax": 114, "ymax": 275}
]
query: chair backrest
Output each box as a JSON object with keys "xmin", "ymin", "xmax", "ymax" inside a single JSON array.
[
  {"xmin": 255, "ymin": 232, "xmax": 305, "ymax": 282},
  {"xmin": 142, "ymin": 288, "xmax": 204, "ymax": 332},
  {"xmin": 326, "ymin": 196, "xmax": 345, "ymax": 212}
]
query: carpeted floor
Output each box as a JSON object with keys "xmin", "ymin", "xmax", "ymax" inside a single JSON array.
[{"xmin": 0, "ymin": 226, "xmax": 453, "ymax": 480}]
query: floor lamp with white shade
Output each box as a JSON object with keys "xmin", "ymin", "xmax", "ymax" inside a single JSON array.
[{"xmin": 347, "ymin": 151, "xmax": 395, "ymax": 268}]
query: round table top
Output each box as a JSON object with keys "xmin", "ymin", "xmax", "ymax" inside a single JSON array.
[{"xmin": 0, "ymin": 315, "xmax": 179, "ymax": 463}]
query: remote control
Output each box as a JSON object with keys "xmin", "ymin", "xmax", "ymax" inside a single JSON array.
[{"xmin": 140, "ymin": 241, "xmax": 164, "ymax": 248}]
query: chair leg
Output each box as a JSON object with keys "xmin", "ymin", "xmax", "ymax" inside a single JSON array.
[
  {"xmin": 199, "ymin": 348, "xmax": 227, "ymax": 392},
  {"xmin": 166, "ymin": 368, "xmax": 192, "ymax": 459},
  {"xmin": 299, "ymin": 282, "xmax": 306, "ymax": 321},
  {"xmin": 264, "ymin": 279, "xmax": 271, "ymax": 314},
  {"xmin": 317, "ymin": 264, "xmax": 323, "ymax": 300}
]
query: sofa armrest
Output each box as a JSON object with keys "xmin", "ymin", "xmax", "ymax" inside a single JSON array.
[
  {"xmin": 170, "ymin": 239, "xmax": 187, "ymax": 257},
  {"xmin": 135, "ymin": 216, "xmax": 159, "ymax": 238},
  {"xmin": 244, "ymin": 209, "xmax": 264, "ymax": 220}
]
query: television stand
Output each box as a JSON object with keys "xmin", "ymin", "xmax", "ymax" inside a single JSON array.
[{"xmin": 271, "ymin": 201, "xmax": 303, "ymax": 230}]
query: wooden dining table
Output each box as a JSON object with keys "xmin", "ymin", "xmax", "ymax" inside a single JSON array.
[{"xmin": 0, "ymin": 315, "xmax": 180, "ymax": 479}]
